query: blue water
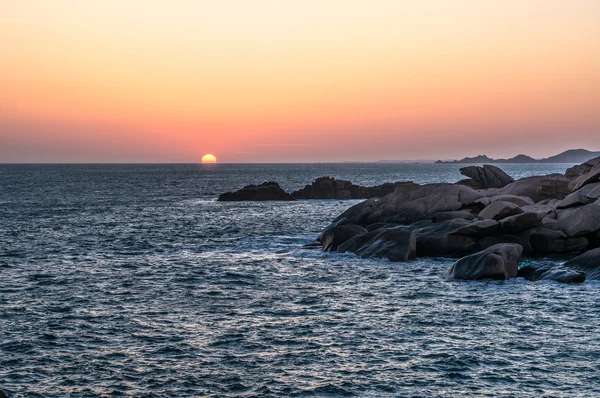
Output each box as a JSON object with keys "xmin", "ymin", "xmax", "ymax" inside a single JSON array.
[{"xmin": 1, "ymin": 163, "xmax": 599, "ymax": 397}]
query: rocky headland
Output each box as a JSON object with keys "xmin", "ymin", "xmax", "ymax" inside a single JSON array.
[{"xmin": 312, "ymin": 156, "xmax": 600, "ymax": 283}]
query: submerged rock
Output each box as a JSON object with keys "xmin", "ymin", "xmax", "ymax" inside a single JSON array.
[
  {"xmin": 518, "ymin": 262, "xmax": 586, "ymax": 283},
  {"xmin": 448, "ymin": 244, "xmax": 522, "ymax": 280},
  {"xmin": 218, "ymin": 182, "xmax": 296, "ymax": 201}
]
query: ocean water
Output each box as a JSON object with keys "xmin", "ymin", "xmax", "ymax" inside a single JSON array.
[{"xmin": 1, "ymin": 163, "xmax": 599, "ymax": 397}]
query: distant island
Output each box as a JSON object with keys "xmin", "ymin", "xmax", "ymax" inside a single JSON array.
[{"xmin": 436, "ymin": 149, "xmax": 600, "ymax": 164}]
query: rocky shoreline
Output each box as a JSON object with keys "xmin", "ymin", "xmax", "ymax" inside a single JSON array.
[
  {"xmin": 312, "ymin": 156, "xmax": 600, "ymax": 282},
  {"xmin": 217, "ymin": 156, "xmax": 600, "ymax": 283}
]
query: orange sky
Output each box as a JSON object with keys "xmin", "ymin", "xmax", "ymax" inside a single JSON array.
[{"xmin": 1, "ymin": 0, "xmax": 599, "ymax": 162}]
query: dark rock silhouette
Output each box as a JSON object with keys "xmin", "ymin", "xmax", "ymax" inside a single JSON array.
[
  {"xmin": 459, "ymin": 164, "xmax": 514, "ymax": 189},
  {"xmin": 218, "ymin": 182, "xmax": 296, "ymax": 201},
  {"xmin": 447, "ymin": 244, "xmax": 522, "ymax": 280},
  {"xmin": 291, "ymin": 176, "xmax": 407, "ymax": 199}
]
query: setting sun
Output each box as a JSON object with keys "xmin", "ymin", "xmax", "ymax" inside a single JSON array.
[{"xmin": 201, "ymin": 154, "xmax": 217, "ymax": 164}]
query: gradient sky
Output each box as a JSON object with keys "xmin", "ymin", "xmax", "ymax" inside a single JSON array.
[{"xmin": 1, "ymin": 0, "xmax": 599, "ymax": 162}]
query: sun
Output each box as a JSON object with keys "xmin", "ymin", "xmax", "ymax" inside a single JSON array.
[{"xmin": 201, "ymin": 154, "xmax": 217, "ymax": 164}]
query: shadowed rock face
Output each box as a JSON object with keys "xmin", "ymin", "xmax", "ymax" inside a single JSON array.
[
  {"xmin": 459, "ymin": 164, "xmax": 514, "ymax": 189},
  {"xmin": 218, "ymin": 182, "xmax": 296, "ymax": 201},
  {"xmin": 448, "ymin": 244, "xmax": 522, "ymax": 280}
]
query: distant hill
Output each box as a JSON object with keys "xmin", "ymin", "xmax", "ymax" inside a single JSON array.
[{"xmin": 436, "ymin": 149, "xmax": 600, "ymax": 164}]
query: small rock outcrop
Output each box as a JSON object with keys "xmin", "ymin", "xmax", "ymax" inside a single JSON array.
[
  {"xmin": 459, "ymin": 164, "xmax": 514, "ymax": 189},
  {"xmin": 291, "ymin": 176, "xmax": 406, "ymax": 200},
  {"xmin": 447, "ymin": 244, "xmax": 522, "ymax": 280},
  {"xmin": 518, "ymin": 262, "xmax": 586, "ymax": 283},
  {"xmin": 218, "ymin": 182, "xmax": 296, "ymax": 201}
]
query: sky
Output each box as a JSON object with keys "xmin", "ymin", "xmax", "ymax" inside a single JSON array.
[{"xmin": 1, "ymin": 0, "xmax": 599, "ymax": 163}]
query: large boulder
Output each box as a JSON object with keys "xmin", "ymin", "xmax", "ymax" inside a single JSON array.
[
  {"xmin": 218, "ymin": 182, "xmax": 296, "ymax": 201},
  {"xmin": 453, "ymin": 219, "xmax": 500, "ymax": 237},
  {"xmin": 337, "ymin": 230, "xmax": 381, "ymax": 253},
  {"xmin": 518, "ymin": 262, "xmax": 586, "ymax": 283},
  {"xmin": 556, "ymin": 191, "xmax": 594, "ymax": 209},
  {"xmin": 459, "ymin": 164, "xmax": 514, "ymax": 189},
  {"xmin": 354, "ymin": 228, "xmax": 417, "ymax": 262},
  {"xmin": 476, "ymin": 195, "xmax": 535, "ymax": 207},
  {"xmin": 478, "ymin": 201, "xmax": 523, "ymax": 220},
  {"xmin": 319, "ymin": 224, "xmax": 368, "ymax": 252},
  {"xmin": 500, "ymin": 211, "xmax": 545, "ymax": 233},
  {"xmin": 571, "ymin": 162, "xmax": 600, "ymax": 191},
  {"xmin": 413, "ymin": 219, "xmax": 477, "ymax": 257},
  {"xmin": 563, "ymin": 248, "xmax": 600, "ymax": 279},
  {"xmin": 484, "ymin": 174, "xmax": 570, "ymax": 202},
  {"xmin": 448, "ymin": 244, "xmax": 522, "ymax": 280},
  {"xmin": 565, "ymin": 156, "xmax": 600, "ymax": 179},
  {"xmin": 556, "ymin": 202, "xmax": 600, "ymax": 237}
]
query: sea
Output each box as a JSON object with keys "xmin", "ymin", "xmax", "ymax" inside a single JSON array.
[{"xmin": 1, "ymin": 163, "xmax": 599, "ymax": 397}]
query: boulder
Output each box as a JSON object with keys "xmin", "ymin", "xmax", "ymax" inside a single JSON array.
[
  {"xmin": 453, "ymin": 219, "xmax": 500, "ymax": 237},
  {"xmin": 583, "ymin": 183, "xmax": 600, "ymax": 200},
  {"xmin": 319, "ymin": 224, "xmax": 368, "ymax": 252},
  {"xmin": 476, "ymin": 195, "xmax": 535, "ymax": 207},
  {"xmin": 413, "ymin": 219, "xmax": 477, "ymax": 257},
  {"xmin": 432, "ymin": 211, "xmax": 475, "ymax": 222},
  {"xmin": 459, "ymin": 164, "xmax": 514, "ymax": 189},
  {"xmin": 564, "ymin": 248, "xmax": 600, "ymax": 279},
  {"xmin": 521, "ymin": 204, "xmax": 557, "ymax": 219},
  {"xmin": 337, "ymin": 230, "xmax": 381, "ymax": 253},
  {"xmin": 478, "ymin": 201, "xmax": 523, "ymax": 220},
  {"xmin": 500, "ymin": 211, "xmax": 545, "ymax": 233},
  {"xmin": 218, "ymin": 182, "xmax": 296, "ymax": 201},
  {"xmin": 518, "ymin": 262, "xmax": 586, "ymax": 283},
  {"xmin": 381, "ymin": 184, "xmax": 482, "ymax": 225},
  {"xmin": 556, "ymin": 203, "xmax": 600, "ymax": 237},
  {"xmin": 448, "ymin": 244, "xmax": 522, "ymax": 280},
  {"xmin": 485, "ymin": 175, "xmax": 570, "ymax": 202},
  {"xmin": 565, "ymin": 156, "xmax": 600, "ymax": 179},
  {"xmin": 354, "ymin": 228, "xmax": 417, "ymax": 262},
  {"xmin": 556, "ymin": 191, "xmax": 594, "ymax": 209},
  {"xmin": 571, "ymin": 162, "xmax": 600, "ymax": 191}
]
